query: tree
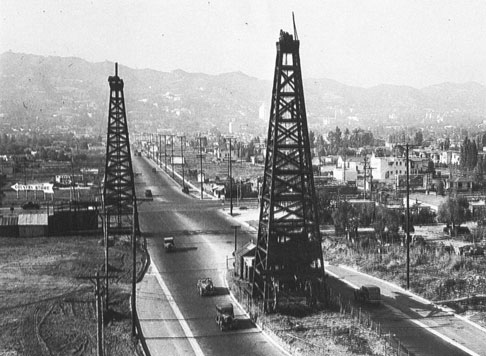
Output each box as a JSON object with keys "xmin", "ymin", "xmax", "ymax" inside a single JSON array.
[
  {"xmin": 414, "ymin": 131, "xmax": 423, "ymax": 146},
  {"xmin": 444, "ymin": 137, "xmax": 451, "ymax": 150},
  {"xmin": 331, "ymin": 201, "xmax": 355, "ymax": 235},
  {"xmin": 427, "ymin": 160, "xmax": 435, "ymax": 174},
  {"xmin": 373, "ymin": 206, "xmax": 401, "ymax": 243},
  {"xmin": 436, "ymin": 180, "xmax": 445, "ymax": 196},
  {"xmin": 437, "ymin": 197, "xmax": 469, "ymax": 230}
]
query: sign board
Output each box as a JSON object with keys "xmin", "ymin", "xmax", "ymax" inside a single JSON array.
[
  {"xmin": 171, "ymin": 156, "xmax": 185, "ymax": 165},
  {"xmin": 11, "ymin": 183, "xmax": 54, "ymax": 194}
]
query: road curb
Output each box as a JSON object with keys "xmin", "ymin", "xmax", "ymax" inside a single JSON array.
[
  {"xmin": 335, "ymin": 263, "xmax": 486, "ymax": 335},
  {"xmin": 222, "ymin": 270, "xmax": 293, "ymax": 356}
]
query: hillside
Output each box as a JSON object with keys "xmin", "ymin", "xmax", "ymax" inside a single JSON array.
[{"xmin": 1, "ymin": 51, "xmax": 486, "ymax": 137}]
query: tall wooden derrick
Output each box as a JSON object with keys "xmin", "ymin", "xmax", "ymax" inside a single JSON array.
[
  {"xmin": 252, "ymin": 29, "xmax": 325, "ymax": 312},
  {"xmin": 103, "ymin": 63, "xmax": 138, "ymax": 233}
]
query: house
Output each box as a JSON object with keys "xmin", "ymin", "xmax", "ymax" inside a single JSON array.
[
  {"xmin": 333, "ymin": 156, "xmax": 365, "ymax": 182},
  {"xmin": 447, "ymin": 177, "xmax": 473, "ymax": 193},
  {"xmin": 370, "ymin": 153, "xmax": 426, "ymax": 182},
  {"xmin": 439, "ymin": 150, "xmax": 460, "ymax": 165}
]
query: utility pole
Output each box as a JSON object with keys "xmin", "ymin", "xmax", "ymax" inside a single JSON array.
[
  {"xmin": 171, "ymin": 135, "xmax": 175, "ymax": 179},
  {"xmin": 164, "ymin": 135, "xmax": 168, "ymax": 173},
  {"xmin": 363, "ymin": 156, "xmax": 367, "ymax": 199},
  {"xmin": 406, "ymin": 143, "xmax": 411, "ymax": 290},
  {"xmin": 131, "ymin": 202, "xmax": 137, "ymax": 337},
  {"xmin": 226, "ymin": 137, "xmax": 234, "ymax": 215},
  {"xmin": 232, "ymin": 225, "xmax": 240, "ymax": 276},
  {"xmin": 198, "ymin": 135, "xmax": 204, "ymax": 200},
  {"xmin": 95, "ymin": 272, "xmax": 104, "ymax": 356},
  {"xmin": 180, "ymin": 135, "xmax": 185, "ymax": 190},
  {"xmin": 158, "ymin": 134, "xmax": 161, "ymax": 166},
  {"xmin": 77, "ymin": 272, "xmax": 105, "ymax": 356},
  {"xmin": 152, "ymin": 134, "xmax": 155, "ymax": 160},
  {"xmin": 104, "ymin": 211, "xmax": 109, "ymax": 307}
]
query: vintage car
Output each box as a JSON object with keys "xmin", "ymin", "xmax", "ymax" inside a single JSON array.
[
  {"xmin": 163, "ymin": 237, "xmax": 175, "ymax": 252},
  {"xmin": 215, "ymin": 303, "xmax": 236, "ymax": 331},
  {"xmin": 197, "ymin": 277, "xmax": 215, "ymax": 296},
  {"xmin": 354, "ymin": 285, "xmax": 381, "ymax": 305},
  {"xmin": 145, "ymin": 189, "xmax": 153, "ymax": 199}
]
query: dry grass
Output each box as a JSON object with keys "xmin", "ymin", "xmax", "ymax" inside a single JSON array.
[
  {"xmin": 323, "ymin": 235, "xmax": 486, "ymax": 319},
  {"xmin": 0, "ymin": 235, "xmax": 146, "ymax": 356}
]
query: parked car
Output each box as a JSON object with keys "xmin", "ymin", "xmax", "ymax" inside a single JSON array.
[
  {"xmin": 215, "ymin": 303, "xmax": 237, "ymax": 331},
  {"xmin": 145, "ymin": 189, "xmax": 153, "ymax": 198},
  {"xmin": 22, "ymin": 202, "xmax": 40, "ymax": 210},
  {"xmin": 163, "ymin": 237, "xmax": 175, "ymax": 252},
  {"xmin": 354, "ymin": 285, "xmax": 381, "ymax": 305},
  {"xmin": 197, "ymin": 277, "xmax": 215, "ymax": 296}
]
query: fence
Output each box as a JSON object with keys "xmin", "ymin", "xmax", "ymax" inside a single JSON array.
[
  {"xmin": 326, "ymin": 287, "xmax": 414, "ymax": 356},
  {"xmin": 229, "ymin": 278, "xmax": 413, "ymax": 356}
]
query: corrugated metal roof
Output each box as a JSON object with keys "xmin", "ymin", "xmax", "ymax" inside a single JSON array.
[
  {"xmin": 0, "ymin": 215, "xmax": 18, "ymax": 226},
  {"xmin": 18, "ymin": 213, "xmax": 48, "ymax": 226}
]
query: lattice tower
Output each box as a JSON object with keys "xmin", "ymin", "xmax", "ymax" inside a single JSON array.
[
  {"xmin": 103, "ymin": 63, "xmax": 138, "ymax": 232},
  {"xmin": 252, "ymin": 30, "xmax": 325, "ymax": 312}
]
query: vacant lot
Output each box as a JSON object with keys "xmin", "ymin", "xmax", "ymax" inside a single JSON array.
[{"xmin": 0, "ymin": 235, "xmax": 146, "ymax": 356}]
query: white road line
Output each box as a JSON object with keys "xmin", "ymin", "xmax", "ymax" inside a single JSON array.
[
  {"xmin": 385, "ymin": 304, "xmax": 481, "ymax": 356},
  {"xmin": 221, "ymin": 270, "xmax": 293, "ymax": 356},
  {"xmin": 335, "ymin": 264, "xmax": 486, "ymax": 334},
  {"xmin": 326, "ymin": 264, "xmax": 482, "ymax": 356},
  {"xmin": 151, "ymin": 262, "xmax": 205, "ymax": 356}
]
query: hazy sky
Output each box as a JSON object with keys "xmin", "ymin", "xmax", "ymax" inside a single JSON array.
[{"xmin": 2, "ymin": 0, "xmax": 486, "ymax": 88}]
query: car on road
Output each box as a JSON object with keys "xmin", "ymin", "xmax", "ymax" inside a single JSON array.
[
  {"xmin": 163, "ymin": 237, "xmax": 175, "ymax": 252},
  {"xmin": 354, "ymin": 285, "xmax": 381, "ymax": 305},
  {"xmin": 22, "ymin": 202, "xmax": 40, "ymax": 210},
  {"xmin": 215, "ymin": 303, "xmax": 237, "ymax": 331},
  {"xmin": 197, "ymin": 277, "xmax": 215, "ymax": 296},
  {"xmin": 145, "ymin": 189, "xmax": 153, "ymax": 198}
]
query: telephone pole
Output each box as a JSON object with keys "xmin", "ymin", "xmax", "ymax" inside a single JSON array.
[
  {"xmin": 198, "ymin": 135, "xmax": 205, "ymax": 200},
  {"xmin": 179, "ymin": 135, "xmax": 186, "ymax": 190},
  {"xmin": 406, "ymin": 143, "xmax": 411, "ymax": 290}
]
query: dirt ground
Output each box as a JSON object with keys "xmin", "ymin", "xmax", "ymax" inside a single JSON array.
[{"xmin": 0, "ymin": 235, "xmax": 146, "ymax": 356}]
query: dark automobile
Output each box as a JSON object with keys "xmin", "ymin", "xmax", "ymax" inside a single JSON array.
[
  {"xmin": 215, "ymin": 303, "xmax": 237, "ymax": 331},
  {"xmin": 145, "ymin": 189, "xmax": 153, "ymax": 198},
  {"xmin": 22, "ymin": 202, "xmax": 40, "ymax": 210},
  {"xmin": 197, "ymin": 277, "xmax": 215, "ymax": 296}
]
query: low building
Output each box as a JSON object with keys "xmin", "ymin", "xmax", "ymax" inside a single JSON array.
[
  {"xmin": 234, "ymin": 241, "xmax": 256, "ymax": 281},
  {"xmin": 18, "ymin": 213, "xmax": 48, "ymax": 237}
]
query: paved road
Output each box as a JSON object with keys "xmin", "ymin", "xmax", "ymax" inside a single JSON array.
[
  {"xmin": 326, "ymin": 264, "xmax": 485, "ymax": 356},
  {"xmin": 133, "ymin": 155, "xmax": 286, "ymax": 356}
]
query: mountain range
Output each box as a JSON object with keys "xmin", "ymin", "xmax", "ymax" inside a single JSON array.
[{"xmin": 1, "ymin": 51, "xmax": 485, "ymax": 137}]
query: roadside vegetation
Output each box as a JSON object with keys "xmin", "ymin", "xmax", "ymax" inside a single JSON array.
[{"xmin": 0, "ymin": 235, "xmax": 146, "ymax": 356}]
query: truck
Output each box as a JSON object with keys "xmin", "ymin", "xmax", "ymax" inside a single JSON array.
[
  {"xmin": 197, "ymin": 277, "xmax": 215, "ymax": 296},
  {"xmin": 354, "ymin": 285, "xmax": 381, "ymax": 305},
  {"xmin": 215, "ymin": 303, "xmax": 237, "ymax": 331}
]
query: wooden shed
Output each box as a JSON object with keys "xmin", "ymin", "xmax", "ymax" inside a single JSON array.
[
  {"xmin": 0, "ymin": 215, "xmax": 19, "ymax": 237},
  {"xmin": 234, "ymin": 241, "xmax": 256, "ymax": 281},
  {"xmin": 18, "ymin": 213, "xmax": 48, "ymax": 238}
]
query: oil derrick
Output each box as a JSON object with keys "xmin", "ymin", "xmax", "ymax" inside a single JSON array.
[
  {"xmin": 252, "ymin": 26, "xmax": 325, "ymax": 313},
  {"xmin": 103, "ymin": 63, "xmax": 139, "ymax": 233}
]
